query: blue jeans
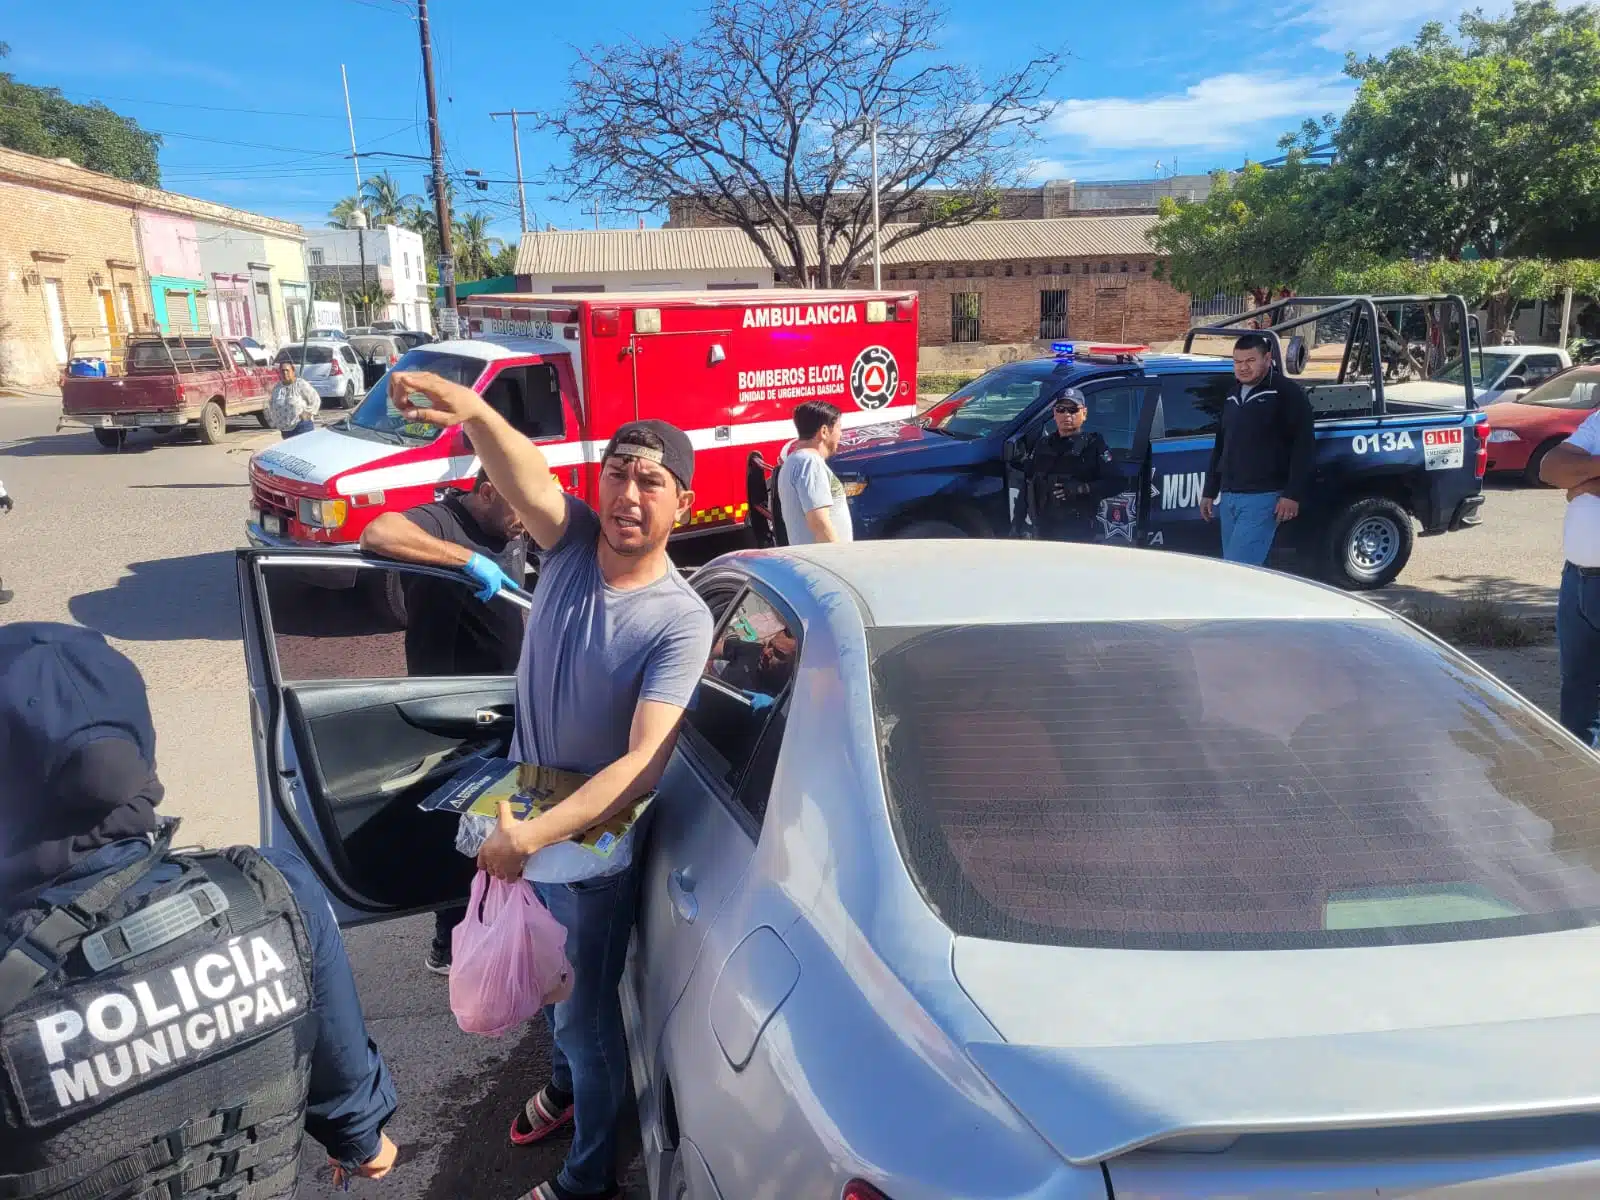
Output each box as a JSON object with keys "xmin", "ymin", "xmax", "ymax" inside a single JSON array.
[
  {"xmin": 535, "ymin": 866, "xmax": 642, "ymax": 1195},
  {"xmin": 1559, "ymin": 562, "xmax": 1600, "ymax": 746},
  {"xmin": 1219, "ymin": 491, "xmax": 1281, "ymax": 565},
  {"xmin": 281, "ymin": 418, "xmax": 315, "ymax": 439}
]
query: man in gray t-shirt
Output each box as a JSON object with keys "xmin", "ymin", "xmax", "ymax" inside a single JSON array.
[
  {"xmin": 777, "ymin": 399, "xmax": 854, "ymax": 544},
  {"xmin": 386, "ymin": 369, "xmax": 713, "ymax": 1200}
]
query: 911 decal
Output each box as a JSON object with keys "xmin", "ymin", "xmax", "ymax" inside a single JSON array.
[
  {"xmin": 1423, "ymin": 426, "xmax": 1465, "ymax": 470},
  {"xmin": 1351, "ymin": 431, "xmax": 1416, "ymax": 455}
]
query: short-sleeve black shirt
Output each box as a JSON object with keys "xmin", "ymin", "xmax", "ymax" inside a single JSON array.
[{"xmin": 402, "ymin": 497, "xmax": 527, "ymax": 676}]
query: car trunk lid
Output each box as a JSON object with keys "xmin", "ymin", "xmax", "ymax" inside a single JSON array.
[{"xmin": 953, "ymin": 929, "xmax": 1600, "ymax": 1182}]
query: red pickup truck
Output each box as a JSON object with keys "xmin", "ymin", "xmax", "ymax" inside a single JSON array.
[{"xmin": 59, "ymin": 336, "xmax": 279, "ymax": 450}]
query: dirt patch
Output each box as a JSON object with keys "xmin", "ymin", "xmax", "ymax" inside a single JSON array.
[{"xmin": 1401, "ymin": 589, "xmax": 1555, "ymax": 648}]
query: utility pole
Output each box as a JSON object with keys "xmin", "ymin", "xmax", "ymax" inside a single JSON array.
[
  {"xmin": 490, "ymin": 109, "xmax": 533, "ymax": 235},
  {"xmin": 869, "ymin": 116, "xmax": 882, "ymax": 290},
  {"xmin": 418, "ymin": 0, "xmax": 456, "ymax": 322},
  {"xmin": 593, "ymin": 199, "xmax": 601, "ymax": 231}
]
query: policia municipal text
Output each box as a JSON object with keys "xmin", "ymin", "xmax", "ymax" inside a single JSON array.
[{"xmin": 0, "ymin": 624, "xmax": 398, "ymax": 1200}]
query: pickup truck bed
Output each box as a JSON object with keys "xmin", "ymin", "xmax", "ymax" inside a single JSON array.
[{"xmin": 60, "ymin": 336, "xmax": 276, "ymax": 449}]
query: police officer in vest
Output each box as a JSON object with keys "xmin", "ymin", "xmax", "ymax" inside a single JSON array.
[
  {"xmin": 0, "ymin": 624, "xmax": 399, "ymax": 1199},
  {"xmin": 1022, "ymin": 388, "xmax": 1115, "ymax": 540}
]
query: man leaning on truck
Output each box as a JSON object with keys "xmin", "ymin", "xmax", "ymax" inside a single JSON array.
[{"xmin": 1199, "ymin": 332, "xmax": 1316, "ymax": 565}]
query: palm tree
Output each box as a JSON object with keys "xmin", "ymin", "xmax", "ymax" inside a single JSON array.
[
  {"xmin": 360, "ymin": 171, "xmax": 421, "ymax": 225},
  {"xmin": 452, "ymin": 212, "xmax": 505, "ymax": 281},
  {"xmin": 327, "ymin": 195, "xmax": 361, "ymax": 228}
]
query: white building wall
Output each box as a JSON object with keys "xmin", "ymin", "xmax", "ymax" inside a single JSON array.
[{"xmin": 305, "ymin": 225, "xmax": 432, "ymax": 332}]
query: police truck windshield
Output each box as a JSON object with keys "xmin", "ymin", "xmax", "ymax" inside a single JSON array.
[
  {"xmin": 873, "ymin": 617, "xmax": 1600, "ymax": 951},
  {"xmin": 348, "ymin": 350, "xmax": 488, "ymax": 443},
  {"xmin": 922, "ymin": 362, "xmax": 1069, "ymax": 438}
]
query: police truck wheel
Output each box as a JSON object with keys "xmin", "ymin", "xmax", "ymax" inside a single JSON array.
[
  {"xmin": 198, "ymin": 399, "xmax": 227, "ymax": 445},
  {"xmin": 893, "ymin": 519, "xmax": 967, "ymax": 539},
  {"xmin": 93, "ymin": 428, "xmax": 127, "ymax": 450},
  {"xmin": 1324, "ymin": 496, "xmax": 1413, "ymax": 590}
]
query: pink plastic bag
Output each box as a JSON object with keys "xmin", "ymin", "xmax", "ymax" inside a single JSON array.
[{"xmin": 449, "ymin": 871, "xmax": 574, "ymax": 1036}]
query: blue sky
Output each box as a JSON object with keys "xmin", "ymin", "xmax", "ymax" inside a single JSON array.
[{"xmin": 5, "ymin": 0, "xmax": 1482, "ymax": 246}]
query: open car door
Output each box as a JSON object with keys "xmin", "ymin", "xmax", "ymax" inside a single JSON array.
[{"xmin": 236, "ymin": 548, "xmax": 530, "ymax": 926}]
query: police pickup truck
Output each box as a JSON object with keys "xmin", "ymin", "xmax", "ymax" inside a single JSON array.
[{"xmin": 824, "ymin": 294, "xmax": 1489, "ymax": 589}]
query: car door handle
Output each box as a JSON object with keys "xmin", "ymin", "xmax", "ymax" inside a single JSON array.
[
  {"xmin": 668, "ymin": 867, "xmax": 698, "ymax": 925},
  {"xmin": 475, "ymin": 705, "xmax": 513, "ymax": 727}
]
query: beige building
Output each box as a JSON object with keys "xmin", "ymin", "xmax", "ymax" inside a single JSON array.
[{"xmin": 0, "ymin": 147, "xmax": 308, "ymax": 389}]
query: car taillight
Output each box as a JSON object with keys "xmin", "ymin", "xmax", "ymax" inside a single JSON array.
[
  {"xmin": 390, "ymin": 353, "xmax": 398, "ymax": 364},
  {"xmin": 330, "ymin": 357, "xmax": 343, "ymax": 375},
  {"xmin": 1474, "ymin": 416, "xmax": 1490, "ymax": 478},
  {"xmin": 842, "ymin": 1184, "xmax": 889, "ymax": 1200}
]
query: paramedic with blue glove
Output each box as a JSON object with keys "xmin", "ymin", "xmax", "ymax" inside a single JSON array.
[{"xmin": 360, "ymin": 469, "xmax": 529, "ymax": 974}]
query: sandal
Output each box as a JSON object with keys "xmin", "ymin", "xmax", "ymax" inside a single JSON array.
[{"xmin": 508, "ymin": 1086, "xmax": 574, "ymax": 1146}]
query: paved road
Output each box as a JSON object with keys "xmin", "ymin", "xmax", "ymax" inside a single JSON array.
[{"xmin": 0, "ymin": 394, "xmax": 1570, "ymax": 1198}]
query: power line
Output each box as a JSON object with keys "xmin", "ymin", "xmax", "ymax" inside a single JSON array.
[{"xmin": 54, "ymin": 90, "xmax": 413, "ymax": 122}]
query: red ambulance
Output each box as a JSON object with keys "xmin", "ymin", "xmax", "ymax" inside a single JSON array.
[{"xmin": 245, "ymin": 289, "xmax": 919, "ymax": 549}]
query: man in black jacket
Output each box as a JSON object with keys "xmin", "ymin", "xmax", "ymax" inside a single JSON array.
[
  {"xmin": 1199, "ymin": 332, "xmax": 1316, "ymax": 565},
  {"xmin": 1022, "ymin": 388, "xmax": 1115, "ymax": 541}
]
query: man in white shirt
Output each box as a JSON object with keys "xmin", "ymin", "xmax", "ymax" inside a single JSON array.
[
  {"xmin": 776, "ymin": 401, "xmax": 854, "ymax": 545},
  {"xmin": 1538, "ymin": 412, "xmax": 1600, "ymax": 743}
]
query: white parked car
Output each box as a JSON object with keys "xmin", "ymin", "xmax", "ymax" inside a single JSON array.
[
  {"xmin": 273, "ymin": 340, "xmax": 366, "ymax": 408},
  {"xmin": 236, "ymin": 336, "xmax": 272, "ymax": 366},
  {"xmin": 1439, "ymin": 345, "xmax": 1571, "ymax": 404}
]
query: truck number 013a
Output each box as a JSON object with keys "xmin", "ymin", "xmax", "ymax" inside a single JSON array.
[{"xmin": 1352, "ymin": 430, "xmax": 1416, "ymax": 455}]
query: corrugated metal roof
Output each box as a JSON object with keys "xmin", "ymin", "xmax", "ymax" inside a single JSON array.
[
  {"xmin": 515, "ymin": 214, "xmax": 1159, "ymax": 276},
  {"xmin": 515, "ymin": 226, "xmax": 773, "ymax": 275}
]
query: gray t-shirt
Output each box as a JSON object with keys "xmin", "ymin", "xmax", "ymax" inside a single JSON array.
[
  {"xmin": 778, "ymin": 447, "xmax": 854, "ymax": 544},
  {"xmin": 509, "ymin": 495, "xmax": 714, "ymax": 775}
]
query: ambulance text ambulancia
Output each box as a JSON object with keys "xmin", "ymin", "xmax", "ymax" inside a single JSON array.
[{"xmin": 245, "ymin": 289, "xmax": 918, "ymax": 549}]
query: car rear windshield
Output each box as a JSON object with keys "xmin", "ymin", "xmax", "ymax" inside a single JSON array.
[
  {"xmin": 872, "ymin": 619, "xmax": 1600, "ymax": 950},
  {"xmin": 1518, "ymin": 366, "xmax": 1600, "ymax": 409},
  {"xmin": 276, "ymin": 345, "xmax": 334, "ymax": 366},
  {"xmin": 920, "ymin": 361, "xmax": 1074, "ymax": 438},
  {"xmin": 348, "ymin": 350, "xmax": 487, "ymax": 442},
  {"xmin": 126, "ymin": 339, "xmax": 222, "ymax": 373}
]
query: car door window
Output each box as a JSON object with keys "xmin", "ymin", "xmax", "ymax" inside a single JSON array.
[
  {"xmin": 1080, "ymin": 381, "xmax": 1145, "ymax": 455},
  {"xmin": 228, "ymin": 343, "xmax": 250, "ymax": 368},
  {"xmin": 341, "ymin": 346, "xmax": 361, "ymax": 368},
  {"xmin": 683, "ymin": 588, "xmax": 798, "ymax": 823},
  {"xmin": 483, "ymin": 365, "xmax": 566, "ymax": 440},
  {"xmin": 1521, "ymin": 354, "xmax": 1564, "ymax": 385},
  {"xmin": 1156, "ymin": 373, "xmax": 1230, "ymax": 440}
]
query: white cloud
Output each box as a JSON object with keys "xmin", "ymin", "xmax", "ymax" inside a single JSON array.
[
  {"xmin": 1050, "ymin": 72, "xmax": 1354, "ymax": 151},
  {"xmin": 1290, "ymin": 0, "xmax": 1585, "ymax": 54}
]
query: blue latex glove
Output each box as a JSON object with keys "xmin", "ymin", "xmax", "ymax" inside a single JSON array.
[{"xmin": 463, "ymin": 553, "xmax": 509, "ymax": 602}]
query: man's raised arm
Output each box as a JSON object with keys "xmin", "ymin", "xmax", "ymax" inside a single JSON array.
[{"xmin": 388, "ymin": 369, "xmax": 570, "ymax": 549}]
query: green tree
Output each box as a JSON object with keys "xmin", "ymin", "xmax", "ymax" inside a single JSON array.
[
  {"xmin": 1334, "ymin": 2, "xmax": 1600, "ymax": 260},
  {"xmin": 327, "ymin": 195, "xmax": 361, "ymax": 228},
  {"xmin": 487, "ymin": 243, "xmax": 520, "ymax": 278},
  {"xmin": 452, "ymin": 212, "xmax": 504, "ymax": 281},
  {"xmin": 1148, "ymin": 127, "xmax": 1336, "ymax": 304},
  {"xmin": 361, "ymin": 170, "xmax": 421, "ymax": 225},
  {"xmin": 1324, "ymin": 256, "xmax": 1600, "ymax": 338},
  {"xmin": 0, "ymin": 44, "xmax": 161, "ymax": 184}
]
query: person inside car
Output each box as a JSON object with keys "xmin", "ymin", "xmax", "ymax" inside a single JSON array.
[{"xmin": 0, "ymin": 623, "xmax": 398, "ymax": 1198}]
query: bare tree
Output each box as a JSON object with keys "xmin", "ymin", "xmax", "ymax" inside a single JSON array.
[{"xmin": 541, "ymin": 0, "xmax": 1062, "ymax": 286}]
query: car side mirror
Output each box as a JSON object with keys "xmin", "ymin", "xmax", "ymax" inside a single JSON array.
[{"xmin": 1501, "ymin": 375, "xmax": 1527, "ymax": 391}]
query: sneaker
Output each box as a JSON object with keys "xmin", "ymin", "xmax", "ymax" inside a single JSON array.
[
  {"xmin": 0, "ymin": 588, "xmax": 11, "ymax": 606},
  {"xmin": 424, "ymin": 946, "xmax": 451, "ymax": 975}
]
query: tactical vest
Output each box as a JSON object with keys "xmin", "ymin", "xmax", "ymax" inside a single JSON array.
[{"xmin": 0, "ymin": 832, "xmax": 316, "ymax": 1200}]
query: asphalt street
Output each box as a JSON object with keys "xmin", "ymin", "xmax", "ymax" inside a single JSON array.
[{"xmin": 0, "ymin": 393, "xmax": 1570, "ymax": 1198}]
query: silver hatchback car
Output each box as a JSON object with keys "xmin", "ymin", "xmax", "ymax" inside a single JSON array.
[{"xmin": 238, "ymin": 540, "xmax": 1600, "ymax": 1200}]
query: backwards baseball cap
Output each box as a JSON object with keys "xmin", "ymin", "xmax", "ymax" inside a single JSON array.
[{"xmin": 602, "ymin": 419, "xmax": 695, "ymax": 489}]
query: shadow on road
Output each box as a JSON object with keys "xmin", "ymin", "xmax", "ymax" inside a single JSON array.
[
  {"xmin": 70, "ymin": 551, "xmax": 241, "ymax": 641},
  {"xmin": 0, "ymin": 431, "xmax": 144, "ymax": 458},
  {"xmin": 1378, "ymin": 572, "xmax": 1559, "ymax": 619},
  {"xmin": 128, "ymin": 482, "xmax": 250, "ymax": 490}
]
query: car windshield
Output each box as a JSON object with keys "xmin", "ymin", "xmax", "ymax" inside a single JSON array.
[
  {"xmin": 872, "ymin": 618, "xmax": 1600, "ymax": 950},
  {"xmin": 1517, "ymin": 366, "xmax": 1600, "ymax": 409},
  {"xmin": 349, "ymin": 349, "xmax": 487, "ymax": 442},
  {"xmin": 920, "ymin": 361, "xmax": 1071, "ymax": 438},
  {"xmin": 1438, "ymin": 348, "xmax": 1519, "ymax": 386},
  {"xmin": 276, "ymin": 345, "xmax": 334, "ymax": 366}
]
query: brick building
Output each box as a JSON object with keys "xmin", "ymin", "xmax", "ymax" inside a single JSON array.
[
  {"xmin": 0, "ymin": 147, "xmax": 308, "ymax": 389},
  {"xmin": 512, "ymin": 213, "xmax": 1192, "ymax": 359}
]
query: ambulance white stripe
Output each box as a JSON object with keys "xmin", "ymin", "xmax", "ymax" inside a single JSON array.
[{"xmin": 331, "ymin": 405, "xmax": 916, "ymax": 494}]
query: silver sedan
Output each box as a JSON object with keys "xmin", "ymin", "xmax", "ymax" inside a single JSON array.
[{"xmin": 239, "ymin": 539, "xmax": 1600, "ymax": 1200}]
